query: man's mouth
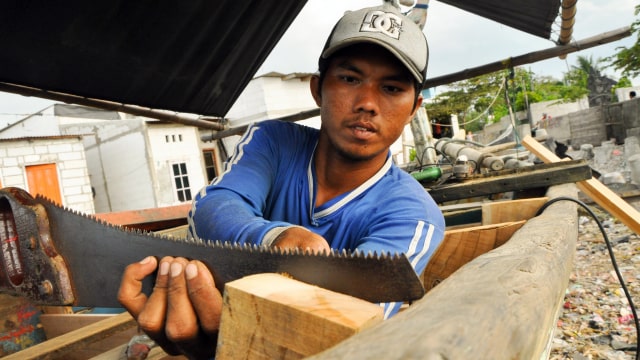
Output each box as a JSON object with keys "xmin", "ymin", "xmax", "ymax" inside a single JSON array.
[{"xmin": 350, "ymin": 124, "xmax": 376, "ymax": 140}]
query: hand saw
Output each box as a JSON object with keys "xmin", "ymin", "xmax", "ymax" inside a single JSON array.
[{"xmin": 0, "ymin": 187, "xmax": 424, "ymax": 307}]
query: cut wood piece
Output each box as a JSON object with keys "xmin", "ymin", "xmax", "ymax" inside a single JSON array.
[
  {"xmin": 3, "ymin": 312, "xmax": 136, "ymax": 360},
  {"xmin": 522, "ymin": 135, "xmax": 640, "ymax": 234},
  {"xmin": 216, "ymin": 273, "xmax": 383, "ymax": 360},
  {"xmin": 423, "ymin": 221, "xmax": 526, "ymax": 291},
  {"xmin": 481, "ymin": 197, "xmax": 549, "ymax": 225}
]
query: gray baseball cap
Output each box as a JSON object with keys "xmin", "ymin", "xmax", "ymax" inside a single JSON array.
[{"xmin": 320, "ymin": 4, "xmax": 429, "ymax": 85}]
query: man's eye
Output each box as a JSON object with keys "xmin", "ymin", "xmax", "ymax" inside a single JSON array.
[
  {"xmin": 384, "ymin": 85, "xmax": 402, "ymax": 93},
  {"xmin": 340, "ymin": 75, "xmax": 358, "ymax": 83}
]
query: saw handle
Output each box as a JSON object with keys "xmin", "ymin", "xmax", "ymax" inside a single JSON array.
[
  {"xmin": 0, "ymin": 204, "xmax": 25, "ymax": 287},
  {"xmin": 0, "ymin": 187, "xmax": 75, "ymax": 305}
]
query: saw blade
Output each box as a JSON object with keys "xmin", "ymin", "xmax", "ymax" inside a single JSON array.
[{"xmin": 0, "ymin": 187, "xmax": 425, "ymax": 306}]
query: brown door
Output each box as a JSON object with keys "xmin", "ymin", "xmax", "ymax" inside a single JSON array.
[{"xmin": 26, "ymin": 164, "xmax": 62, "ymax": 204}]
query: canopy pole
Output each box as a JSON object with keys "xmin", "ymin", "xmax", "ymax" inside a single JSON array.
[
  {"xmin": 424, "ymin": 26, "xmax": 632, "ymax": 88},
  {"xmin": 0, "ymin": 82, "xmax": 225, "ymax": 130}
]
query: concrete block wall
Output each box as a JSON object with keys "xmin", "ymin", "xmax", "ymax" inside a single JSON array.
[{"xmin": 0, "ymin": 136, "xmax": 95, "ymax": 214}]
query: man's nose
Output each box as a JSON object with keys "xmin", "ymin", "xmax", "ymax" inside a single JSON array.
[{"xmin": 353, "ymin": 84, "xmax": 379, "ymax": 115}]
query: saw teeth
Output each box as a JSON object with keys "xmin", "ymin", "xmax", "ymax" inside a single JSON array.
[{"xmin": 33, "ymin": 190, "xmax": 404, "ymax": 261}]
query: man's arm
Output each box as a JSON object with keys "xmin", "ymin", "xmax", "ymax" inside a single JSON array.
[{"xmin": 188, "ymin": 121, "xmax": 295, "ymax": 246}]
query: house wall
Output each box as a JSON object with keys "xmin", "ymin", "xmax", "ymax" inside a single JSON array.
[
  {"xmin": 61, "ymin": 119, "xmax": 155, "ymax": 212},
  {"xmin": 226, "ymin": 74, "xmax": 317, "ymax": 127},
  {"xmin": 615, "ymin": 86, "xmax": 640, "ymax": 102},
  {"xmin": 0, "ymin": 137, "xmax": 94, "ymax": 214},
  {"xmin": 540, "ymin": 97, "xmax": 640, "ymax": 147},
  {"xmin": 146, "ymin": 123, "xmax": 207, "ymax": 207}
]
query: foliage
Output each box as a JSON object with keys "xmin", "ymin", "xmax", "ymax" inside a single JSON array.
[
  {"xmin": 603, "ymin": 5, "xmax": 640, "ymax": 79},
  {"xmin": 424, "ymin": 67, "xmax": 588, "ymax": 133}
]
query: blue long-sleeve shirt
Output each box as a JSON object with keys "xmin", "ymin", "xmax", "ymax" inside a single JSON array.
[{"xmin": 188, "ymin": 120, "xmax": 445, "ymax": 318}]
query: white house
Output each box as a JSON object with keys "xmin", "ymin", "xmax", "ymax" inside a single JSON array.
[
  {"xmin": 0, "ymin": 135, "xmax": 95, "ymax": 214},
  {"xmin": 56, "ymin": 106, "xmax": 213, "ymax": 213},
  {"xmin": 1, "ymin": 104, "xmax": 219, "ymax": 213}
]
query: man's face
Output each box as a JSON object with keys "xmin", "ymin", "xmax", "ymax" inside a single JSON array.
[{"xmin": 311, "ymin": 44, "xmax": 422, "ymax": 163}]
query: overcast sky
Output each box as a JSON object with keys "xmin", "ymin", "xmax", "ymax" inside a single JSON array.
[{"xmin": 1, "ymin": 0, "xmax": 637, "ymax": 123}]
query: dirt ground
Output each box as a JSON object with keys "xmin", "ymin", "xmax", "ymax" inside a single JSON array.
[{"xmin": 549, "ymin": 142, "xmax": 639, "ymax": 360}]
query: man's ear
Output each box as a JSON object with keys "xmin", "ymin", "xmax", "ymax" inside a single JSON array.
[
  {"xmin": 408, "ymin": 94, "xmax": 424, "ymax": 123},
  {"xmin": 310, "ymin": 75, "xmax": 322, "ymax": 107}
]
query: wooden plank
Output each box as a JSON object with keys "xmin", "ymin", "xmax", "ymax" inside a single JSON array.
[
  {"xmin": 94, "ymin": 204, "xmax": 191, "ymax": 231},
  {"xmin": 522, "ymin": 135, "xmax": 640, "ymax": 234},
  {"xmin": 481, "ymin": 197, "xmax": 549, "ymax": 225},
  {"xmin": 38, "ymin": 314, "xmax": 138, "ymax": 360},
  {"xmin": 311, "ymin": 184, "xmax": 579, "ymax": 360},
  {"xmin": 3, "ymin": 312, "xmax": 136, "ymax": 360},
  {"xmin": 428, "ymin": 160, "xmax": 592, "ymax": 202},
  {"xmin": 422, "ymin": 221, "xmax": 526, "ymax": 291},
  {"xmin": 216, "ymin": 273, "xmax": 383, "ymax": 360},
  {"xmin": 478, "ymin": 141, "xmax": 517, "ymax": 154}
]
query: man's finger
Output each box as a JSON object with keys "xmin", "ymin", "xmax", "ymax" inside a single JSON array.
[
  {"xmin": 186, "ymin": 260, "xmax": 223, "ymax": 335},
  {"xmin": 117, "ymin": 256, "xmax": 158, "ymax": 318},
  {"xmin": 165, "ymin": 259, "xmax": 199, "ymax": 343},
  {"xmin": 136, "ymin": 257, "xmax": 173, "ymax": 337}
]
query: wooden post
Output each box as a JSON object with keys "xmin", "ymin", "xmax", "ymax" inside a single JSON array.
[
  {"xmin": 216, "ymin": 273, "xmax": 383, "ymax": 360},
  {"xmin": 310, "ymin": 184, "xmax": 579, "ymax": 359}
]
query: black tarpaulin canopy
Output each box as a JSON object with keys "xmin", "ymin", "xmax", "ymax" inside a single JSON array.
[
  {"xmin": 0, "ymin": 0, "xmax": 562, "ymax": 117},
  {"xmin": 440, "ymin": 0, "xmax": 562, "ymax": 39}
]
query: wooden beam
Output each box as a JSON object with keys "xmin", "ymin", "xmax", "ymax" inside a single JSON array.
[
  {"xmin": 428, "ymin": 160, "xmax": 592, "ymax": 203},
  {"xmin": 216, "ymin": 273, "xmax": 383, "ymax": 360},
  {"xmin": 522, "ymin": 135, "xmax": 640, "ymax": 235},
  {"xmin": 424, "ymin": 26, "xmax": 632, "ymax": 88},
  {"xmin": 311, "ymin": 184, "xmax": 578, "ymax": 359},
  {"xmin": 38, "ymin": 314, "xmax": 139, "ymax": 360}
]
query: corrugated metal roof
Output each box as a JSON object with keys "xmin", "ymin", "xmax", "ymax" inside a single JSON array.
[{"xmin": 0, "ymin": 135, "xmax": 85, "ymax": 143}]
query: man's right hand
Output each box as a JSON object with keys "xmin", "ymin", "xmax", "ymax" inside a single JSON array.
[
  {"xmin": 117, "ymin": 256, "xmax": 222, "ymax": 359},
  {"xmin": 272, "ymin": 226, "xmax": 330, "ymax": 253}
]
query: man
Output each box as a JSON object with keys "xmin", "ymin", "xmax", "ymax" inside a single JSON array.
[{"xmin": 118, "ymin": 4, "xmax": 445, "ymax": 358}]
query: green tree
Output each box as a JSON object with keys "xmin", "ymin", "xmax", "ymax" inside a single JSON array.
[
  {"xmin": 425, "ymin": 66, "xmax": 588, "ymax": 136},
  {"xmin": 604, "ymin": 5, "xmax": 640, "ymax": 79}
]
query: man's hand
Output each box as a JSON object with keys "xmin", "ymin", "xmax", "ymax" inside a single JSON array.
[
  {"xmin": 117, "ymin": 256, "xmax": 222, "ymax": 359},
  {"xmin": 272, "ymin": 226, "xmax": 330, "ymax": 253}
]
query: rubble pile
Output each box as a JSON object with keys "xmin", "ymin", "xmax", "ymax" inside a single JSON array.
[{"xmin": 551, "ymin": 143, "xmax": 640, "ymax": 360}]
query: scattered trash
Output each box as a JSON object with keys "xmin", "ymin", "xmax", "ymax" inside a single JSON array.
[{"xmin": 549, "ymin": 204, "xmax": 639, "ymax": 360}]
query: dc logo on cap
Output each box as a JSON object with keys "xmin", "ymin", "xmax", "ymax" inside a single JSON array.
[{"xmin": 360, "ymin": 10, "xmax": 402, "ymax": 40}]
